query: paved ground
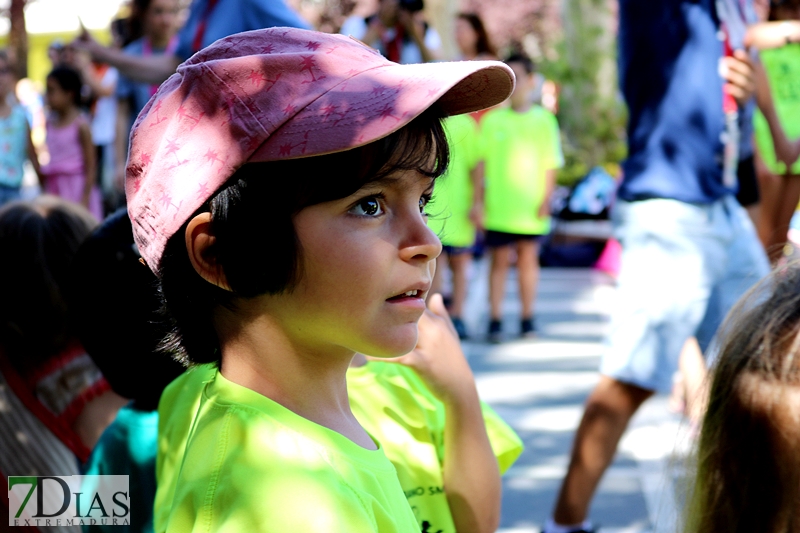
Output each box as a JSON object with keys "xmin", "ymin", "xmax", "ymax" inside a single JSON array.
[{"xmin": 452, "ymin": 261, "xmax": 694, "ymax": 533}]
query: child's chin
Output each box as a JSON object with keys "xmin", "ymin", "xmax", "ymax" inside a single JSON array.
[{"xmin": 363, "ymin": 331, "xmax": 418, "ymax": 358}]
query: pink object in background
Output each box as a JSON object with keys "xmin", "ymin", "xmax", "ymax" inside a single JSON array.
[{"xmin": 594, "ymin": 238, "xmax": 621, "ymax": 278}]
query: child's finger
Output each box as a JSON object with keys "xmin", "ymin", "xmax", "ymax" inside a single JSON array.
[{"xmin": 426, "ymin": 293, "xmax": 458, "ymax": 337}]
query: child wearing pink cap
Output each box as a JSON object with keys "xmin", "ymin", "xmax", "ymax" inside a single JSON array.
[{"xmin": 129, "ymin": 28, "xmax": 513, "ymax": 532}]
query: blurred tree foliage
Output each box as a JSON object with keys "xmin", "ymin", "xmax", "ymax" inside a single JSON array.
[
  {"xmin": 539, "ymin": 0, "xmax": 627, "ymax": 185},
  {"xmin": 4, "ymin": 0, "xmax": 30, "ymax": 79}
]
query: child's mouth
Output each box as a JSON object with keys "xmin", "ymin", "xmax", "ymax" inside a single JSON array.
[{"xmin": 387, "ymin": 289, "xmax": 421, "ymax": 301}]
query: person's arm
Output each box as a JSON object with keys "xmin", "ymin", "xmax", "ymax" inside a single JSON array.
[
  {"xmin": 115, "ymin": 98, "xmax": 131, "ymax": 193},
  {"xmin": 73, "ymin": 33, "xmax": 180, "ymax": 86},
  {"xmin": 73, "ymin": 51, "xmax": 117, "ymax": 98},
  {"xmin": 754, "ymin": 59, "xmax": 800, "ymax": 166},
  {"xmin": 469, "ymin": 161, "xmax": 485, "ymax": 230},
  {"xmin": 378, "ymin": 294, "xmax": 501, "ymax": 533},
  {"xmin": 745, "ymin": 20, "xmax": 800, "ymax": 50},
  {"xmin": 397, "ymin": 10, "xmax": 436, "ymax": 63},
  {"xmin": 721, "ymin": 49, "xmax": 757, "ymax": 107},
  {"xmin": 538, "ymin": 168, "xmax": 557, "ymax": 220},
  {"xmin": 78, "ymin": 118, "xmax": 96, "ymax": 208},
  {"xmin": 25, "ymin": 122, "xmax": 43, "ymax": 186}
]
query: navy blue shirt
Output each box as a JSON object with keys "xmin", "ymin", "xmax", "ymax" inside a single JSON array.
[
  {"xmin": 618, "ymin": 0, "xmax": 734, "ymax": 203},
  {"xmin": 177, "ymin": 0, "xmax": 311, "ymax": 61}
]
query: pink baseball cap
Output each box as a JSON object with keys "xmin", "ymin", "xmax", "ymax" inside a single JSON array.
[{"xmin": 126, "ymin": 27, "xmax": 514, "ymax": 273}]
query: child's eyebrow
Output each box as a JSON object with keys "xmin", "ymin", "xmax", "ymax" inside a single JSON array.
[{"xmin": 362, "ymin": 174, "xmax": 435, "ymax": 191}]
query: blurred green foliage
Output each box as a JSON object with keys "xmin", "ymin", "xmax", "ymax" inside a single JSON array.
[{"xmin": 539, "ymin": 0, "xmax": 627, "ymax": 186}]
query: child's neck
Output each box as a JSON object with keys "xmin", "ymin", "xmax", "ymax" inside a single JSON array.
[
  {"xmin": 148, "ymin": 33, "xmax": 172, "ymax": 49},
  {"xmin": 52, "ymin": 106, "xmax": 78, "ymax": 125},
  {"xmin": 0, "ymin": 95, "xmax": 11, "ymax": 118},
  {"xmin": 216, "ymin": 307, "xmax": 376, "ymax": 450},
  {"xmin": 511, "ymin": 101, "xmax": 532, "ymax": 113}
]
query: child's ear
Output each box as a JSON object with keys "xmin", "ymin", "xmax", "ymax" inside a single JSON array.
[{"xmin": 185, "ymin": 212, "xmax": 232, "ymax": 291}]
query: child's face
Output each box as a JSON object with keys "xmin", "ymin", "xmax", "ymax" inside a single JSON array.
[
  {"xmin": 45, "ymin": 77, "xmax": 70, "ymax": 111},
  {"xmin": 256, "ymin": 169, "xmax": 441, "ymax": 358},
  {"xmin": 509, "ymin": 61, "xmax": 534, "ymax": 107},
  {"xmin": 455, "ymin": 18, "xmax": 478, "ymax": 54},
  {"xmin": 0, "ymin": 60, "xmax": 14, "ymax": 99},
  {"xmin": 145, "ymin": 0, "xmax": 182, "ymax": 43}
]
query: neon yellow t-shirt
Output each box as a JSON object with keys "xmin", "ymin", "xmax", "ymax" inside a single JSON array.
[
  {"xmin": 347, "ymin": 361, "xmax": 524, "ymax": 533},
  {"xmin": 480, "ymin": 105, "xmax": 564, "ymax": 235},
  {"xmin": 155, "ymin": 364, "xmax": 217, "ymax": 533},
  {"xmin": 754, "ymin": 44, "xmax": 800, "ymax": 174},
  {"xmin": 428, "ymin": 114, "xmax": 480, "ymax": 248},
  {"xmin": 156, "ymin": 368, "xmax": 419, "ymax": 533}
]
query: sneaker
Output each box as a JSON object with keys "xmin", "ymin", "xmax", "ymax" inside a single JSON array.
[
  {"xmin": 487, "ymin": 319, "xmax": 502, "ymax": 343},
  {"xmin": 451, "ymin": 317, "xmax": 468, "ymax": 340},
  {"xmin": 520, "ymin": 317, "xmax": 536, "ymax": 338}
]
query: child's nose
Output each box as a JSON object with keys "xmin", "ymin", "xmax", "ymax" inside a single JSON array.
[{"xmin": 399, "ymin": 214, "xmax": 442, "ymax": 264}]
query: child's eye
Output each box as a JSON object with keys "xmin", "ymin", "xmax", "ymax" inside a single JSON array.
[
  {"xmin": 350, "ymin": 197, "xmax": 384, "ymax": 217},
  {"xmin": 419, "ymin": 194, "xmax": 432, "ymax": 215}
]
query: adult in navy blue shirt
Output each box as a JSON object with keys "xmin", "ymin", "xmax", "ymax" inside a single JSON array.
[
  {"xmin": 77, "ymin": 0, "xmax": 311, "ymax": 85},
  {"xmin": 542, "ymin": 2, "xmax": 770, "ymax": 532}
]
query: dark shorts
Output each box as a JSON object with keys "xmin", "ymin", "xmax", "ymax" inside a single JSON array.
[
  {"xmin": 442, "ymin": 245, "xmax": 473, "ymax": 256},
  {"xmin": 735, "ymin": 155, "xmax": 759, "ymax": 207},
  {"xmin": 485, "ymin": 230, "xmax": 544, "ymax": 248}
]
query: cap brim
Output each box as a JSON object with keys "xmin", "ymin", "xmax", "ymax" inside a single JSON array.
[{"xmin": 250, "ymin": 60, "xmax": 514, "ymax": 161}]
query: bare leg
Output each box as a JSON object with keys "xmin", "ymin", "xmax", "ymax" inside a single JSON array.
[
  {"xmin": 773, "ymin": 173, "xmax": 800, "ymax": 259},
  {"xmin": 744, "ymin": 202, "xmax": 761, "ymax": 239},
  {"xmin": 516, "ymin": 239, "xmax": 540, "ymax": 319},
  {"xmin": 755, "ymin": 155, "xmax": 784, "ymax": 261},
  {"xmin": 679, "ymin": 337, "xmax": 709, "ymax": 425},
  {"xmin": 449, "ymin": 252, "xmax": 471, "ymax": 318},
  {"xmin": 489, "ymin": 246, "xmax": 512, "ymax": 320},
  {"xmin": 552, "ymin": 376, "xmax": 654, "ymax": 525}
]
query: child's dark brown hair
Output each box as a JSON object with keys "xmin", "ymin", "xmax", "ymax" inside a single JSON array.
[
  {"xmin": 686, "ymin": 264, "xmax": 800, "ymax": 533},
  {"xmin": 0, "ymin": 196, "xmax": 97, "ymax": 368}
]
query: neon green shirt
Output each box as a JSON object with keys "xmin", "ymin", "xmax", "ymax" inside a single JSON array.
[
  {"xmin": 754, "ymin": 44, "xmax": 800, "ymax": 174},
  {"xmin": 347, "ymin": 361, "xmax": 524, "ymax": 533},
  {"xmin": 480, "ymin": 105, "xmax": 564, "ymax": 235},
  {"xmin": 428, "ymin": 114, "xmax": 480, "ymax": 248},
  {"xmin": 156, "ymin": 368, "xmax": 418, "ymax": 533},
  {"xmin": 155, "ymin": 365, "xmax": 216, "ymax": 533}
]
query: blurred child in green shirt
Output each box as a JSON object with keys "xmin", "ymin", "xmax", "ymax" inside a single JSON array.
[{"xmin": 480, "ymin": 53, "xmax": 564, "ymax": 342}]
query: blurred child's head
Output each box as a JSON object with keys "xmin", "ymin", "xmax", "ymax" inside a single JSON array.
[
  {"xmin": 0, "ymin": 196, "xmax": 97, "ymax": 367},
  {"xmin": 47, "ymin": 40, "xmax": 64, "ymax": 66},
  {"xmin": 504, "ymin": 52, "xmax": 536, "ymax": 109},
  {"xmin": 769, "ymin": 0, "xmax": 800, "ymax": 20},
  {"xmin": 46, "ymin": 66, "xmax": 82, "ymax": 112},
  {"xmin": 125, "ymin": 28, "xmax": 514, "ymax": 366},
  {"xmin": 456, "ymin": 13, "xmax": 496, "ymax": 59},
  {"xmin": 67, "ymin": 208, "xmax": 184, "ymax": 411},
  {"xmin": 0, "ymin": 50, "xmax": 15, "ymax": 101},
  {"xmin": 686, "ymin": 264, "xmax": 800, "ymax": 533},
  {"xmin": 127, "ymin": 0, "xmax": 182, "ymax": 46}
]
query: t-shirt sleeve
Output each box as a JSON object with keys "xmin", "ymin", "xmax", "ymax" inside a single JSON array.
[
  {"xmin": 424, "ymin": 27, "xmax": 442, "ymax": 58},
  {"xmin": 245, "ymin": 0, "xmax": 312, "ymax": 31},
  {"xmin": 104, "ymin": 67, "xmax": 119, "ymax": 91},
  {"xmin": 340, "ymin": 16, "xmax": 368, "ymax": 40},
  {"xmin": 542, "ymin": 110, "xmax": 564, "ymax": 171},
  {"xmin": 480, "ymin": 402, "xmax": 524, "ymax": 474}
]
